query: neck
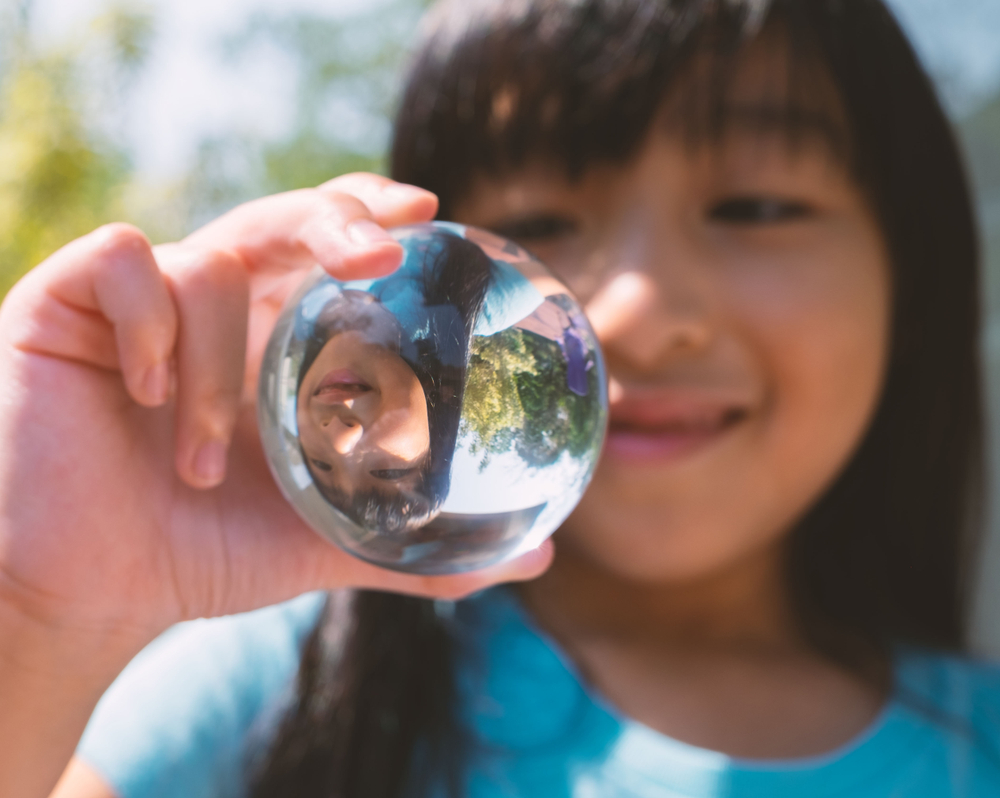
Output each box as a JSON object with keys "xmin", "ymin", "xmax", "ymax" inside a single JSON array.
[
  {"xmin": 516, "ymin": 541, "xmax": 889, "ymax": 760},
  {"xmin": 518, "ymin": 542, "xmax": 802, "ymax": 653}
]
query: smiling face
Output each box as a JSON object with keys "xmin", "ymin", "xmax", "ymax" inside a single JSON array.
[
  {"xmin": 453, "ymin": 45, "xmax": 892, "ymax": 584},
  {"xmin": 297, "ymin": 303, "xmax": 431, "ymax": 505}
]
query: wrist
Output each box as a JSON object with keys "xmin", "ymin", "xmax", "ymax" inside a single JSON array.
[
  {"xmin": 0, "ymin": 588, "xmax": 159, "ymax": 690},
  {"xmin": 0, "ymin": 596, "xmax": 159, "ymax": 798}
]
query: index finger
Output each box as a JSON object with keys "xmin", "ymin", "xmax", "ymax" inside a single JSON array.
[
  {"xmin": 318, "ymin": 173, "xmax": 439, "ymax": 228},
  {"xmin": 181, "ymin": 178, "xmax": 438, "ymax": 282}
]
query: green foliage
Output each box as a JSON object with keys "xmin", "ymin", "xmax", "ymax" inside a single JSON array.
[
  {"xmin": 0, "ymin": 0, "xmax": 429, "ymax": 293},
  {"xmin": 0, "ymin": 4, "xmax": 152, "ymax": 294},
  {"xmin": 462, "ymin": 329, "xmax": 536, "ymax": 465},
  {"xmin": 461, "ymin": 328, "xmax": 604, "ymax": 470},
  {"xmin": 514, "ymin": 331, "xmax": 604, "ymax": 467}
]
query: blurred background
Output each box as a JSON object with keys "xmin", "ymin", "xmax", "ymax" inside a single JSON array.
[{"xmin": 2, "ymin": 0, "xmax": 999, "ymax": 646}]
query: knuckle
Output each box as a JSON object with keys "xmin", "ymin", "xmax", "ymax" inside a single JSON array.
[
  {"xmin": 93, "ymin": 222, "xmax": 152, "ymax": 260},
  {"xmin": 170, "ymin": 249, "xmax": 246, "ymax": 293},
  {"xmin": 1, "ymin": 274, "xmax": 32, "ymax": 312},
  {"xmin": 323, "ymin": 190, "xmax": 372, "ymax": 220},
  {"xmin": 190, "ymin": 386, "xmax": 241, "ymax": 430},
  {"xmin": 196, "ymin": 249, "xmax": 246, "ymax": 289}
]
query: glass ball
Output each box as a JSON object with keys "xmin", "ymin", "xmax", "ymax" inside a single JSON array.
[{"xmin": 258, "ymin": 222, "xmax": 607, "ymax": 575}]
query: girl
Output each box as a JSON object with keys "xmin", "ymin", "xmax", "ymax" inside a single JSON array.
[
  {"xmin": 294, "ymin": 229, "xmax": 505, "ymax": 537},
  {"xmin": 0, "ymin": 0, "xmax": 994, "ymax": 796}
]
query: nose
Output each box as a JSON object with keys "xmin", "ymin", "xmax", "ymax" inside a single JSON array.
[
  {"xmin": 585, "ymin": 234, "xmax": 714, "ymax": 373},
  {"xmin": 325, "ymin": 415, "xmax": 364, "ymax": 454}
]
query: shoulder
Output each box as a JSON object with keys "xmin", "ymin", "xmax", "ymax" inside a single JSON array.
[
  {"xmin": 895, "ymin": 648, "xmax": 1000, "ymax": 768},
  {"xmin": 77, "ymin": 592, "xmax": 327, "ymax": 798},
  {"xmin": 896, "ymin": 648, "xmax": 1000, "ymax": 710}
]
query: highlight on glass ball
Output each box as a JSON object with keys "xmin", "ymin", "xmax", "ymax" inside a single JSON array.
[{"xmin": 258, "ymin": 221, "xmax": 608, "ymax": 575}]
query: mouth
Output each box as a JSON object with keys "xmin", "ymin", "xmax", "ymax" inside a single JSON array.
[
  {"xmin": 313, "ymin": 368, "xmax": 373, "ymax": 403},
  {"xmin": 604, "ymin": 393, "xmax": 752, "ymax": 465}
]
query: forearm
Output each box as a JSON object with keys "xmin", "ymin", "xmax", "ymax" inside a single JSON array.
[{"xmin": 0, "ymin": 601, "xmax": 149, "ymax": 798}]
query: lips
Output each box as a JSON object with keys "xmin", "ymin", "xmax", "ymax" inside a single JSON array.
[
  {"xmin": 604, "ymin": 392, "xmax": 751, "ymax": 464},
  {"xmin": 313, "ymin": 369, "xmax": 372, "ymax": 402}
]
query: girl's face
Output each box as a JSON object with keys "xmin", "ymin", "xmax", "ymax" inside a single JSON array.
[
  {"xmin": 297, "ymin": 315, "xmax": 430, "ymax": 500},
  {"xmin": 453, "ymin": 58, "xmax": 892, "ymax": 584}
]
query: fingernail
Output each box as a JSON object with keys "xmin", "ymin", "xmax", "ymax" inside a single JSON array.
[
  {"xmin": 347, "ymin": 219, "xmax": 395, "ymax": 248},
  {"xmin": 143, "ymin": 361, "xmax": 169, "ymax": 404},
  {"xmin": 193, "ymin": 439, "xmax": 227, "ymax": 485}
]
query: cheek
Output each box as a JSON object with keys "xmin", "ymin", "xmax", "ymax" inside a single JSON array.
[
  {"xmin": 723, "ymin": 226, "xmax": 891, "ymax": 548},
  {"xmin": 296, "ymin": 394, "xmax": 315, "ymax": 443},
  {"xmin": 296, "ymin": 414, "xmax": 324, "ymax": 461},
  {"xmin": 560, "ymin": 226, "xmax": 891, "ymax": 582},
  {"xmin": 736, "ymin": 229, "xmax": 890, "ymax": 480}
]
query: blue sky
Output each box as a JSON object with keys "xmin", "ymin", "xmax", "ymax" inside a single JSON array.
[{"xmin": 889, "ymin": 0, "xmax": 1000, "ymax": 113}]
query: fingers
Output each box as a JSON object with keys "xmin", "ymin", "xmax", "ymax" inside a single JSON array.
[
  {"xmin": 295, "ymin": 190, "xmax": 407, "ymax": 280},
  {"xmin": 158, "ymin": 176, "xmax": 437, "ymax": 487},
  {"xmin": 334, "ymin": 539, "xmax": 556, "ymax": 602},
  {"xmin": 318, "ymin": 173, "xmax": 439, "ymax": 228},
  {"xmin": 91, "ymin": 231, "xmax": 177, "ymax": 407},
  {"xmin": 183, "ymin": 176, "xmax": 439, "ymax": 282},
  {"xmin": 160, "ymin": 247, "xmax": 249, "ymax": 488},
  {"xmin": 3, "ymin": 224, "xmax": 177, "ymax": 408},
  {"xmin": 305, "ymin": 175, "xmax": 439, "ymax": 278},
  {"xmin": 3, "ymin": 226, "xmax": 250, "ymax": 490},
  {"xmin": 3, "ymin": 225, "xmax": 252, "ymax": 490},
  {"xmin": 417, "ymin": 538, "xmax": 557, "ymax": 599},
  {"xmin": 4, "ymin": 175, "xmax": 439, "ymax": 492}
]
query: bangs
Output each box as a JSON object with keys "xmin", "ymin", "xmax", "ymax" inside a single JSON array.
[{"xmin": 391, "ymin": 0, "xmax": 853, "ymax": 218}]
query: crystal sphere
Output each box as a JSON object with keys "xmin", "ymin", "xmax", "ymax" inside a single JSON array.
[{"xmin": 258, "ymin": 222, "xmax": 607, "ymax": 574}]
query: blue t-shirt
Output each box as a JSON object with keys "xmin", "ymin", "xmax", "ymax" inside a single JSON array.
[{"xmin": 78, "ymin": 589, "xmax": 1000, "ymax": 797}]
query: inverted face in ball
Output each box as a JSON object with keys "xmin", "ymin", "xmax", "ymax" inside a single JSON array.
[{"xmin": 258, "ymin": 222, "xmax": 607, "ymax": 574}]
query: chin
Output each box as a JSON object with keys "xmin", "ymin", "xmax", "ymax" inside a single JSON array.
[{"xmin": 555, "ymin": 497, "xmax": 786, "ymax": 585}]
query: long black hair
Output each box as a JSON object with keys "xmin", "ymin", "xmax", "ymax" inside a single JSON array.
[{"xmin": 252, "ymin": 1, "xmax": 983, "ymax": 795}]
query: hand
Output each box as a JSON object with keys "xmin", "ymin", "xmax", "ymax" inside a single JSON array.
[{"xmin": 0, "ymin": 174, "xmax": 553, "ymax": 659}]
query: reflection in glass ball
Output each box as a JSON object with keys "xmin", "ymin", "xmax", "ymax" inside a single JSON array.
[{"xmin": 258, "ymin": 222, "xmax": 607, "ymax": 574}]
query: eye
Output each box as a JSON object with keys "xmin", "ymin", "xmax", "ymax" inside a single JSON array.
[
  {"xmin": 370, "ymin": 468, "xmax": 417, "ymax": 481},
  {"xmin": 709, "ymin": 197, "xmax": 812, "ymax": 224},
  {"xmin": 491, "ymin": 214, "xmax": 578, "ymax": 243},
  {"xmin": 311, "ymin": 460, "xmax": 333, "ymax": 472}
]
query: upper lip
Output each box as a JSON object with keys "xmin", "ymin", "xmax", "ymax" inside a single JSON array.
[{"xmin": 608, "ymin": 388, "xmax": 756, "ymax": 431}]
